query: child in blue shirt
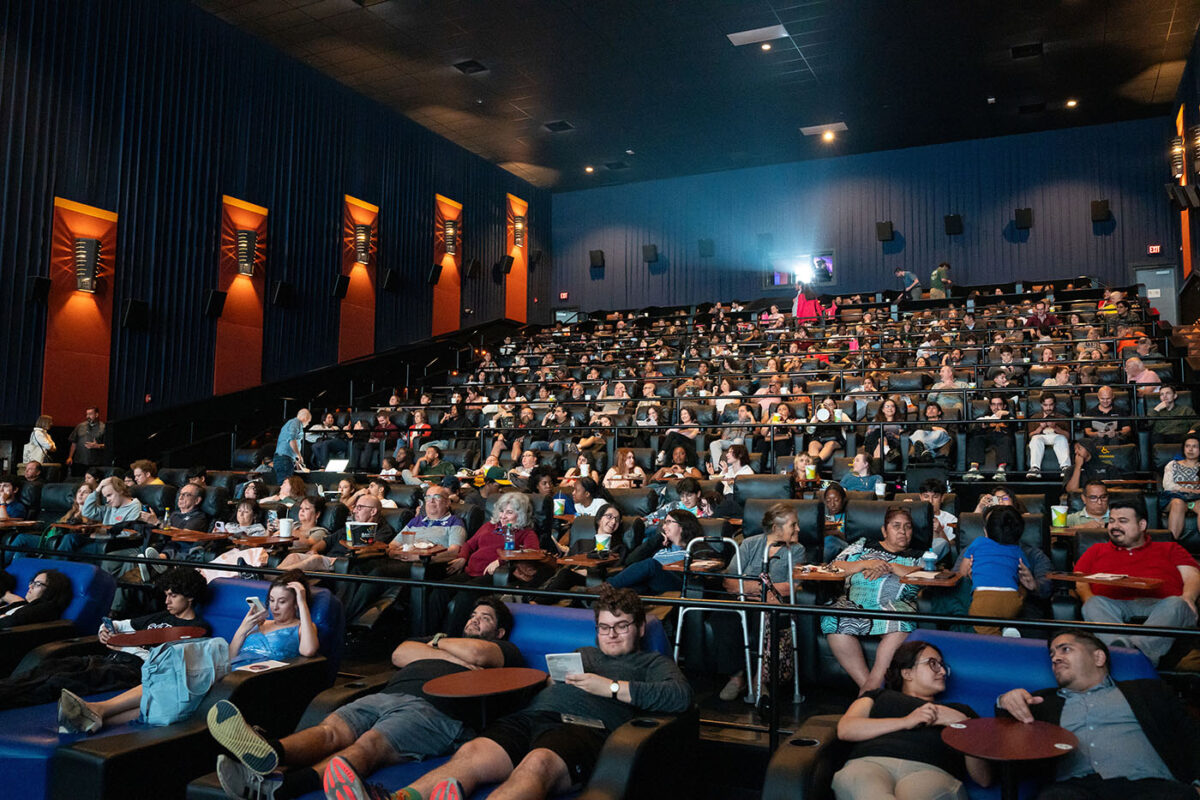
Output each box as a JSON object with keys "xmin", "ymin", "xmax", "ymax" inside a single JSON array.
[{"xmin": 958, "ymin": 505, "xmax": 1030, "ymax": 635}]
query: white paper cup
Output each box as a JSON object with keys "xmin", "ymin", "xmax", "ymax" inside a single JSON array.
[
  {"xmin": 554, "ymin": 498, "xmax": 566, "ymax": 515},
  {"xmin": 804, "ymin": 465, "xmax": 818, "ymax": 480},
  {"xmin": 874, "ymin": 483, "xmax": 886, "ymax": 498},
  {"xmin": 1051, "ymin": 505, "xmax": 1068, "ymax": 528},
  {"xmin": 278, "ymin": 518, "xmax": 294, "ymax": 538},
  {"xmin": 595, "ymin": 532, "xmax": 612, "ymax": 551}
]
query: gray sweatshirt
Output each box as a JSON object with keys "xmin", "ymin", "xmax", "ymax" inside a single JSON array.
[{"xmin": 525, "ymin": 646, "xmax": 692, "ymax": 731}]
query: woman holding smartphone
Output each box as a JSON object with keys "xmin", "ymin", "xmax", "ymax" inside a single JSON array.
[{"xmin": 229, "ymin": 569, "xmax": 319, "ymax": 667}]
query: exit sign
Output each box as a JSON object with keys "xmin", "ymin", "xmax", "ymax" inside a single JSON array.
[
  {"xmin": 558, "ymin": 291, "xmax": 569, "ymax": 300},
  {"xmin": 1148, "ymin": 244, "xmax": 1162, "ymax": 255}
]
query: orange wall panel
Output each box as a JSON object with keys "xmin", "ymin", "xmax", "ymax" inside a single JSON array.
[
  {"xmin": 214, "ymin": 195, "xmax": 267, "ymax": 396},
  {"xmin": 338, "ymin": 195, "xmax": 378, "ymax": 363},
  {"xmin": 42, "ymin": 198, "xmax": 117, "ymax": 423},
  {"xmin": 433, "ymin": 194, "xmax": 462, "ymax": 336},
  {"xmin": 505, "ymin": 193, "xmax": 528, "ymax": 323}
]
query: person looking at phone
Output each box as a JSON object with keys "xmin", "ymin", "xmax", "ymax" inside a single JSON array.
[{"xmin": 229, "ymin": 569, "xmax": 319, "ymax": 668}]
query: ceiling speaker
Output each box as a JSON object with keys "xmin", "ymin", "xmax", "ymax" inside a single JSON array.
[
  {"xmin": 1014, "ymin": 208, "xmax": 1033, "ymax": 229},
  {"xmin": 944, "ymin": 214, "xmax": 963, "ymax": 235},
  {"xmin": 642, "ymin": 244, "xmax": 658, "ymax": 263},
  {"xmin": 589, "ymin": 250, "xmax": 605, "ymax": 268},
  {"xmin": 204, "ymin": 290, "xmax": 227, "ymax": 318},
  {"xmin": 1090, "ymin": 200, "xmax": 1110, "ymax": 223},
  {"xmin": 875, "ymin": 221, "xmax": 894, "ymax": 242}
]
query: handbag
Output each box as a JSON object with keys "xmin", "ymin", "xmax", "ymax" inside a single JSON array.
[{"xmin": 139, "ymin": 637, "xmax": 229, "ymax": 726}]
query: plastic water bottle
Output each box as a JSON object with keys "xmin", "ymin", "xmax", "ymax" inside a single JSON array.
[
  {"xmin": 921, "ymin": 548, "xmax": 938, "ymax": 572},
  {"xmin": 503, "ymin": 524, "xmax": 515, "ymax": 551}
]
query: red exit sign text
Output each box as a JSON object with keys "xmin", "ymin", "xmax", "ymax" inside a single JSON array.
[{"xmin": 1148, "ymin": 244, "xmax": 1162, "ymax": 255}]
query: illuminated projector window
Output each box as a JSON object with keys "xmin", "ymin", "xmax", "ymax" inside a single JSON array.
[{"xmin": 763, "ymin": 251, "xmax": 835, "ymax": 289}]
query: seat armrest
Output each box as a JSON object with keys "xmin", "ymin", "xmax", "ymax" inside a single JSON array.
[
  {"xmin": 296, "ymin": 670, "xmax": 394, "ymax": 729},
  {"xmin": 13, "ymin": 635, "xmax": 105, "ymax": 676},
  {"xmin": 0, "ymin": 619, "xmax": 79, "ymax": 675},
  {"xmin": 576, "ymin": 706, "xmax": 699, "ymax": 800},
  {"xmin": 762, "ymin": 714, "xmax": 846, "ymax": 800},
  {"xmin": 1051, "ymin": 593, "xmax": 1081, "ymax": 621}
]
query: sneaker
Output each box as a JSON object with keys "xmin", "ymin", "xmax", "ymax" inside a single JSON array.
[
  {"xmin": 718, "ymin": 674, "xmax": 746, "ymax": 702},
  {"xmin": 430, "ymin": 778, "xmax": 465, "ymax": 800},
  {"xmin": 323, "ymin": 756, "xmax": 392, "ymax": 800},
  {"xmin": 993, "ymin": 467, "xmax": 1007, "ymax": 482},
  {"xmin": 217, "ymin": 754, "xmax": 282, "ymax": 800},
  {"xmin": 207, "ymin": 699, "xmax": 279, "ymax": 775},
  {"xmin": 58, "ymin": 689, "xmax": 102, "ymax": 734},
  {"xmin": 139, "ymin": 547, "xmax": 166, "ymax": 583},
  {"xmin": 1027, "ymin": 465, "xmax": 1041, "ymax": 477},
  {"xmin": 964, "ymin": 466, "xmax": 983, "ymax": 481}
]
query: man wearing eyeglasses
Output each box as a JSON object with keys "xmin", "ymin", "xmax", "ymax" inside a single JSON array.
[
  {"xmin": 1066, "ymin": 481, "xmax": 1110, "ymax": 528},
  {"xmin": 328, "ymin": 495, "xmax": 396, "ymax": 559},
  {"xmin": 134, "ymin": 483, "xmax": 212, "ymax": 579},
  {"xmin": 997, "ymin": 629, "xmax": 1200, "ymax": 799},
  {"xmin": 325, "ymin": 585, "xmax": 693, "ymax": 800}
]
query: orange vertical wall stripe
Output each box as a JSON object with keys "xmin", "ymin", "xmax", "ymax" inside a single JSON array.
[
  {"xmin": 1178, "ymin": 107, "xmax": 1192, "ymax": 280},
  {"xmin": 214, "ymin": 196, "xmax": 268, "ymax": 395},
  {"xmin": 505, "ymin": 193, "xmax": 528, "ymax": 323},
  {"xmin": 433, "ymin": 194, "xmax": 462, "ymax": 336},
  {"xmin": 43, "ymin": 198, "xmax": 117, "ymax": 424},
  {"xmin": 339, "ymin": 195, "xmax": 379, "ymax": 363}
]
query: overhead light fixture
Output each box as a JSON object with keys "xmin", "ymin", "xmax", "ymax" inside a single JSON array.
[
  {"xmin": 1190, "ymin": 126, "xmax": 1200, "ymax": 174},
  {"xmin": 760, "ymin": 42, "xmax": 772, "ymax": 51},
  {"xmin": 625, "ymin": 149, "xmax": 635, "ymax": 155},
  {"xmin": 443, "ymin": 219, "xmax": 458, "ymax": 255},
  {"xmin": 235, "ymin": 230, "xmax": 257, "ymax": 276},
  {"xmin": 73, "ymin": 238, "xmax": 99, "ymax": 292},
  {"xmin": 1065, "ymin": 99, "xmax": 1078, "ymax": 108},
  {"xmin": 354, "ymin": 224, "xmax": 371, "ymax": 264},
  {"xmin": 584, "ymin": 165, "xmax": 594, "ymax": 173},
  {"xmin": 1171, "ymin": 136, "xmax": 1185, "ymax": 180},
  {"xmin": 513, "ymin": 215, "xmax": 526, "ymax": 247},
  {"xmin": 800, "ymin": 121, "xmax": 847, "ymax": 137},
  {"xmin": 727, "ymin": 24, "xmax": 789, "ymax": 46},
  {"xmin": 822, "ymin": 130, "xmax": 835, "ymax": 142},
  {"xmin": 987, "ymin": 96, "xmax": 996, "ymax": 105}
]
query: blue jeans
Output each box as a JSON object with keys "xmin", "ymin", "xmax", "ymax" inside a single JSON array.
[
  {"xmin": 608, "ymin": 558, "xmax": 684, "ymax": 595},
  {"xmin": 274, "ymin": 454, "xmax": 295, "ymax": 484}
]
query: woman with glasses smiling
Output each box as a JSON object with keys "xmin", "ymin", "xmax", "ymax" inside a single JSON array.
[{"xmin": 832, "ymin": 640, "xmax": 991, "ymax": 799}]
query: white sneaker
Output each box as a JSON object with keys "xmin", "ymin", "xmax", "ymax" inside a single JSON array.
[
  {"xmin": 964, "ymin": 466, "xmax": 983, "ymax": 481},
  {"xmin": 1001, "ymin": 627, "xmax": 1021, "ymax": 638},
  {"xmin": 1027, "ymin": 466, "xmax": 1041, "ymax": 477},
  {"xmin": 993, "ymin": 468, "xmax": 1007, "ymax": 482}
]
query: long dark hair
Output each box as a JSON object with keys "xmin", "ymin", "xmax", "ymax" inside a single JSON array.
[
  {"xmin": 30, "ymin": 569, "xmax": 73, "ymax": 615},
  {"xmin": 666, "ymin": 509, "xmax": 704, "ymax": 544}
]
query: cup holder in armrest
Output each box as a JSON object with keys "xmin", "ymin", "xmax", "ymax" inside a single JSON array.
[
  {"xmin": 788, "ymin": 737, "xmax": 821, "ymax": 747},
  {"xmin": 345, "ymin": 681, "xmax": 367, "ymax": 689},
  {"xmin": 630, "ymin": 718, "xmax": 660, "ymax": 728}
]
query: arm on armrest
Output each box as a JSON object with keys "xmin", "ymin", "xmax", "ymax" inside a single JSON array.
[{"xmin": 13, "ymin": 635, "xmax": 106, "ymax": 676}]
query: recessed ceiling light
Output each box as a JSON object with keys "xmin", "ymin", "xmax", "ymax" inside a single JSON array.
[
  {"xmin": 800, "ymin": 122, "xmax": 847, "ymax": 137},
  {"xmin": 987, "ymin": 96, "xmax": 996, "ymax": 105},
  {"xmin": 1066, "ymin": 99, "xmax": 1078, "ymax": 108},
  {"xmin": 584, "ymin": 166, "xmax": 594, "ymax": 173},
  {"xmin": 761, "ymin": 42, "xmax": 772, "ymax": 51},
  {"xmin": 727, "ymin": 24, "xmax": 789, "ymax": 46},
  {"xmin": 543, "ymin": 120, "xmax": 575, "ymax": 133},
  {"xmin": 822, "ymin": 130, "xmax": 835, "ymax": 142},
  {"xmin": 625, "ymin": 149, "xmax": 635, "ymax": 155},
  {"xmin": 452, "ymin": 59, "xmax": 488, "ymax": 75}
]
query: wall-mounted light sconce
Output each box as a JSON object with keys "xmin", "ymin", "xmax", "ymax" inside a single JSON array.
[
  {"xmin": 513, "ymin": 215, "xmax": 526, "ymax": 247},
  {"xmin": 1171, "ymin": 136, "xmax": 1185, "ymax": 180},
  {"xmin": 354, "ymin": 224, "xmax": 371, "ymax": 264},
  {"xmin": 236, "ymin": 229, "xmax": 257, "ymax": 276},
  {"xmin": 443, "ymin": 219, "xmax": 458, "ymax": 256},
  {"xmin": 74, "ymin": 237, "xmax": 100, "ymax": 292},
  {"xmin": 1188, "ymin": 127, "xmax": 1200, "ymax": 176}
]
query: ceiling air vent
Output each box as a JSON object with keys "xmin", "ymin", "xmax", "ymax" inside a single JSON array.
[
  {"xmin": 604, "ymin": 161, "xmax": 630, "ymax": 171},
  {"xmin": 1010, "ymin": 42, "xmax": 1043, "ymax": 59},
  {"xmin": 453, "ymin": 60, "xmax": 488, "ymax": 74},
  {"xmin": 543, "ymin": 120, "xmax": 575, "ymax": 132}
]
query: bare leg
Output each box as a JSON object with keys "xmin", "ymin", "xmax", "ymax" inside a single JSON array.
[
  {"xmin": 275, "ymin": 713, "xmax": 357, "ymax": 767},
  {"xmin": 86, "ymin": 685, "xmax": 144, "ymax": 728},
  {"xmin": 864, "ymin": 632, "xmax": 910, "ymax": 693},
  {"xmin": 807, "ymin": 441, "xmax": 822, "ymax": 458},
  {"xmin": 489, "ymin": 749, "xmax": 573, "ymax": 800},
  {"xmin": 826, "ymin": 634, "xmax": 870, "ymax": 689},
  {"xmin": 819, "ymin": 441, "xmax": 837, "ymax": 461},
  {"xmin": 1168, "ymin": 499, "xmax": 1185, "ymax": 539},
  {"xmin": 408, "ymin": 737, "xmax": 514, "ymax": 798},
  {"xmin": 316, "ymin": 729, "xmax": 401, "ymax": 776}
]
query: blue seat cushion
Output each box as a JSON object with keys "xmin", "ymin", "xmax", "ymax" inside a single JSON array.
[{"xmin": 5, "ymin": 558, "xmax": 116, "ymax": 633}]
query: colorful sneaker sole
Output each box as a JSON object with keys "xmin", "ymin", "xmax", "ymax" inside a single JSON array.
[{"xmin": 207, "ymin": 700, "xmax": 279, "ymax": 774}]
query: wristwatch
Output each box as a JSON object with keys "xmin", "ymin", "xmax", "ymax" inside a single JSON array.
[
  {"xmin": 609, "ymin": 680, "xmax": 620, "ymax": 699},
  {"xmin": 429, "ymin": 633, "xmax": 447, "ymax": 649}
]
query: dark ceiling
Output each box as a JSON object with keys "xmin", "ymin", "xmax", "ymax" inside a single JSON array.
[{"xmin": 194, "ymin": 0, "xmax": 1200, "ymax": 192}]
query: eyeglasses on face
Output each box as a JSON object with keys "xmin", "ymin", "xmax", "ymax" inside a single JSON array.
[
  {"xmin": 597, "ymin": 620, "xmax": 635, "ymax": 636},
  {"xmin": 916, "ymin": 657, "xmax": 950, "ymax": 674},
  {"xmin": 28, "ymin": 579, "xmax": 47, "ymax": 590},
  {"xmin": 1084, "ymin": 494, "xmax": 1109, "ymax": 502}
]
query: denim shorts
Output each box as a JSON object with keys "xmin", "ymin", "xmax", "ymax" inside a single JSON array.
[{"xmin": 334, "ymin": 692, "xmax": 470, "ymax": 760}]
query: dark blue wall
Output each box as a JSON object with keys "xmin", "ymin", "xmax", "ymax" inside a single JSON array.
[
  {"xmin": 0, "ymin": 0, "xmax": 551, "ymax": 424},
  {"xmin": 550, "ymin": 118, "xmax": 1176, "ymax": 311}
]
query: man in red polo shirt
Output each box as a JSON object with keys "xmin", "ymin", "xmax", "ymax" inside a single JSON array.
[{"xmin": 1074, "ymin": 497, "xmax": 1199, "ymax": 665}]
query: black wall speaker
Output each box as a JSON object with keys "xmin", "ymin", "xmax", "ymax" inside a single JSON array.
[
  {"xmin": 270, "ymin": 280, "xmax": 293, "ymax": 306},
  {"xmin": 1166, "ymin": 183, "xmax": 1187, "ymax": 208},
  {"xmin": 427, "ymin": 263, "xmax": 443, "ymax": 285},
  {"xmin": 204, "ymin": 290, "xmax": 227, "ymax": 318},
  {"xmin": 500, "ymin": 255, "xmax": 515, "ymax": 274},
  {"xmin": 698, "ymin": 238, "xmax": 715, "ymax": 258},
  {"xmin": 120, "ymin": 298, "xmax": 150, "ymax": 330},
  {"xmin": 1090, "ymin": 200, "xmax": 1110, "ymax": 222},
  {"xmin": 642, "ymin": 244, "xmax": 658, "ymax": 263},
  {"xmin": 875, "ymin": 221, "xmax": 894, "ymax": 242},
  {"xmin": 944, "ymin": 214, "xmax": 963, "ymax": 235},
  {"xmin": 466, "ymin": 258, "xmax": 482, "ymax": 279},
  {"xmin": 380, "ymin": 268, "xmax": 399, "ymax": 292},
  {"xmin": 529, "ymin": 250, "xmax": 543, "ymax": 270},
  {"xmin": 26, "ymin": 276, "xmax": 51, "ymax": 304},
  {"xmin": 1186, "ymin": 186, "xmax": 1200, "ymax": 209},
  {"xmin": 589, "ymin": 250, "xmax": 605, "ymax": 268},
  {"xmin": 1014, "ymin": 208, "xmax": 1033, "ymax": 229},
  {"xmin": 332, "ymin": 274, "xmax": 350, "ymax": 299}
]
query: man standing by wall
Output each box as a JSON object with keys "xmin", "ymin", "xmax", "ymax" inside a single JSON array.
[
  {"xmin": 275, "ymin": 408, "xmax": 311, "ymax": 484},
  {"xmin": 66, "ymin": 407, "xmax": 106, "ymax": 476}
]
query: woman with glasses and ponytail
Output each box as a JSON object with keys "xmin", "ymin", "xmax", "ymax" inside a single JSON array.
[{"xmin": 831, "ymin": 640, "xmax": 992, "ymax": 799}]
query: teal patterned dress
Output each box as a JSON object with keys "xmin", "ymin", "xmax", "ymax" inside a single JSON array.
[{"xmin": 820, "ymin": 539, "xmax": 920, "ymax": 636}]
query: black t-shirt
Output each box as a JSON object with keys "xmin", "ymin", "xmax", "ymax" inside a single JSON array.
[
  {"xmin": 844, "ymin": 689, "xmax": 977, "ymax": 778},
  {"xmin": 130, "ymin": 610, "xmax": 212, "ymax": 635},
  {"xmin": 383, "ymin": 637, "xmax": 524, "ymax": 721}
]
